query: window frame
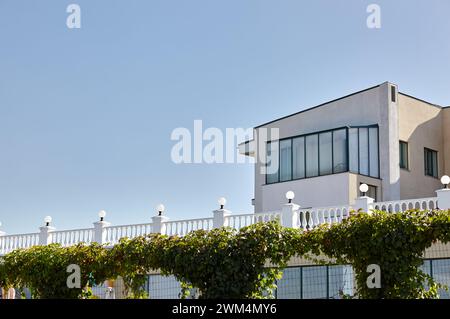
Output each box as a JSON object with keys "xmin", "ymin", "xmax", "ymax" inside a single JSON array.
[
  {"xmin": 263, "ymin": 124, "xmax": 380, "ymax": 185},
  {"xmin": 399, "ymin": 141, "xmax": 409, "ymax": 170},
  {"xmin": 424, "ymin": 147, "xmax": 438, "ymax": 178}
]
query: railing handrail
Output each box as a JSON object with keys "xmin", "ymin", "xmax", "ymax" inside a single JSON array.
[
  {"xmin": 298, "ymin": 205, "xmax": 352, "ymax": 211},
  {"xmin": 373, "ymin": 197, "xmax": 437, "ymax": 207},
  {"xmin": 106, "ymin": 222, "xmax": 153, "ymax": 229},
  {"xmin": 232, "ymin": 212, "xmax": 266, "ymax": 218},
  {"xmin": 164, "ymin": 217, "xmax": 213, "ymax": 224},
  {"xmin": 51, "ymin": 228, "xmax": 94, "ymax": 234},
  {"xmin": 0, "ymin": 232, "xmax": 40, "ymax": 238}
]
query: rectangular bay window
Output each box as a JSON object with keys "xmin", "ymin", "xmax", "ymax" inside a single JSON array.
[
  {"xmin": 265, "ymin": 125, "xmax": 379, "ymax": 184},
  {"xmin": 280, "ymin": 139, "xmax": 292, "ymax": 181},
  {"xmin": 319, "ymin": 132, "xmax": 332, "ymax": 175},
  {"xmin": 306, "ymin": 135, "xmax": 319, "ymax": 177},
  {"xmin": 265, "ymin": 141, "xmax": 279, "ymax": 184},
  {"xmin": 293, "ymin": 137, "xmax": 305, "ymax": 179},
  {"xmin": 332, "ymin": 129, "xmax": 347, "ymax": 173},
  {"xmin": 348, "ymin": 125, "xmax": 379, "ymax": 178}
]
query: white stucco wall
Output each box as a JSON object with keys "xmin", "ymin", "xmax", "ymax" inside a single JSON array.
[
  {"xmin": 260, "ymin": 173, "xmax": 351, "ymax": 211},
  {"xmin": 378, "ymin": 82, "xmax": 400, "ymax": 201},
  {"xmin": 398, "ymin": 94, "xmax": 445, "ymax": 198}
]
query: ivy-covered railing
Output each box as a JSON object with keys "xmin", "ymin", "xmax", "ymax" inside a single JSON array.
[
  {"xmin": 1, "ymin": 185, "xmax": 449, "ymax": 256},
  {"xmin": 2, "ymin": 209, "xmax": 450, "ymax": 299}
]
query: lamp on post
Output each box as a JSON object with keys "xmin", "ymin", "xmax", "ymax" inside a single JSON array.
[
  {"xmin": 152, "ymin": 203, "xmax": 168, "ymax": 234},
  {"xmin": 93, "ymin": 210, "xmax": 111, "ymax": 244},
  {"xmin": 281, "ymin": 191, "xmax": 299, "ymax": 228},
  {"xmin": 98, "ymin": 210, "xmax": 106, "ymax": 222},
  {"xmin": 441, "ymin": 175, "xmax": 450, "ymax": 189},
  {"xmin": 218, "ymin": 197, "xmax": 226, "ymax": 210},
  {"xmin": 44, "ymin": 216, "xmax": 52, "ymax": 227},
  {"xmin": 436, "ymin": 175, "xmax": 450, "ymax": 210},
  {"xmin": 213, "ymin": 197, "xmax": 230, "ymax": 228},
  {"xmin": 157, "ymin": 204, "xmax": 165, "ymax": 216},
  {"xmin": 39, "ymin": 216, "xmax": 55, "ymax": 245},
  {"xmin": 286, "ymin": 191, "xmax": 295, "ymax": 204},
  {"xmin": 359, "ymin": 184, "xmax": 369, "ymax": 197}
]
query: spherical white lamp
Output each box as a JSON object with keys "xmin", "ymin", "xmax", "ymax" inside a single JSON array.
[
  {"xmin": 441, "ymin": 175, "xmax": 450, "ymax": 189},
  {"xmin": 44, "ymin": 216, "xmax": 52, "ymax": 226},
  {"xmin": 285, "ymin": 191, "xmax": 295, "ymax": 203},
  {"xmin": 359, "ymin": 184, "xmax": 369, "ymax": 196},
  {"xmin": 98, "ymin": 210, "xmax": 107, "ymax": 221},
  {"xmin": 218, "ymin": 197, "xmax": 227, "ymax": 209},
  {"xmin": 157, "ymin": 204, "xmax": 165, "ymax": 216}
]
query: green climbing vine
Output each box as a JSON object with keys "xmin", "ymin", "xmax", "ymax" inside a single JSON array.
[
  {"xmin": 1, "ymin": 210, "xmax": 450, "ymax": 299},
  {"xmin": 305, "ymin": 209, "xmax": 450, "ymax": 298}
]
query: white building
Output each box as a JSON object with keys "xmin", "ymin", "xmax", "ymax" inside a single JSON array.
[{"xmin": 240, "ymin": 82, "xmax": 450, "ymax": 212}]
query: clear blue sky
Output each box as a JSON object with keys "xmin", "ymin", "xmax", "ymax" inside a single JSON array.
[{"xmin": 1, "ymin": 0, "xmax": 450, "ymax": 233}]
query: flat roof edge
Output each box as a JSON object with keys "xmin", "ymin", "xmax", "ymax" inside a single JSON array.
[
  {"xmin": 254, "ymin": 84, "xmax": 381, "ymax": 129},
  {"xmin": 398, "ymin": 92, "xmax": 443, "ymax": 109}
]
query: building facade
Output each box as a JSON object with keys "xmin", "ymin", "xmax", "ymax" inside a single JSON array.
[{"xmin": 241, "ymin": 82, "xmax": 450, "ymax": 212}]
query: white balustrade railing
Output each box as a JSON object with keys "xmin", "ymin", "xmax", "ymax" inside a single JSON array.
[
  {"xmin": 297, "ymin": 205, "xmax": 352, "ymax": 230},
  {"xmin": 0, "ymin": 233, "xmax": 40, "ymax": 255},
  {"xmin": 0, "ymin": 194, "xmax": 446, "ymax": 256},
  {"xmin": 163, "ymin": 218, "xmax": 213, "ymax": 236},
  {"xmin": 105, "ymin": 223, "xmax": 153, "ymax": 245},
  {"xmin": 372, "ymin": 197, "xmax": 438, "ymax": 213},
  {"xmin": 51, "ymin": 228, "xmax": 94, "ymax": 247},
  {"xmin": 226, "ymin": 211, "xmax": 280, "ymax": 230}
]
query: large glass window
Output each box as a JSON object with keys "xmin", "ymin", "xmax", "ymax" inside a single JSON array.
[
  {"xmin": 431, "ymin": 259, "xmax": 450, "ymax": 298},
  {"xmin": 399, "ymin": 141, "xmax": 409, "ymax": 169},
  {"xmin": 280, "ymin": 140, "xmax": 292, "ymax": 182},
  {"xmin": 333, "ymin": 129, "xmax": 347, "ymax": 173},
  {"xmin": 293, "ymin": 137, "xmax": 305, "ymax": 179},
  {"xmin": 276, "ymin": 267, "xmax": 302, "ymax": 299},
  {"xmin": 264, "ymin": 125, "xmax": 378, "ymax": 184},
  {"xmin": 265, "ymin": 142, "xmax": 279, "ymax": 184},
  {"xmin": 305, "ymin": 135, "xmax": 319, "ymax": 177},
  {"xmin": 369, "ymin": 127, "xmax": 379, "ymax": 177},
  {"xmin": 319, "ymin": 132, "xmax": 332, "ymax": 175},
  {"xmin": 348, "ymin": 126, "xmax": 379, "ymax": 178},
  {"xmin": 424, "ymin": 148, "xmax": 438, "ymax": 178},
  {"xmin": 358, "ymin": 128, "xmax": 369, "ymax": 176},
  {"xmin": 348, "ymin": 128, "xmax": 359, "ymax": 173},
  {"xmin": 328, "ymin": 265, "xmax": 354, "ymax": 299},
  {"xmin": 302, "ymin": 266, "xmax": 327, "ymax": 299}
]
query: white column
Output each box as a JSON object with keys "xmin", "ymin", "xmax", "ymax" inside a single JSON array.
[
  {"xmin": 281, "ymin": 203, "xmax": 300, "ymax": 228},
  {"xmin": 436, "ymin": 189, "xmax": 450, "ymax": 210},
  {"xmin": 353, "ymin": 196, "xmax": 374, "ymax": 213},
  {"xmin": 39, "ymin": 226, "xmax": 55, "ymax": 245},
  {"xmin": 213, "ymin": 209, "xmax": 231, "ymax": 228},
  {"xmin": 152, "ymin": 215, "xmax": 169, "ymax": 234},
  {"xmin": 94, "ymin": 221, "xmax": 111, "ymax": 244}
]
